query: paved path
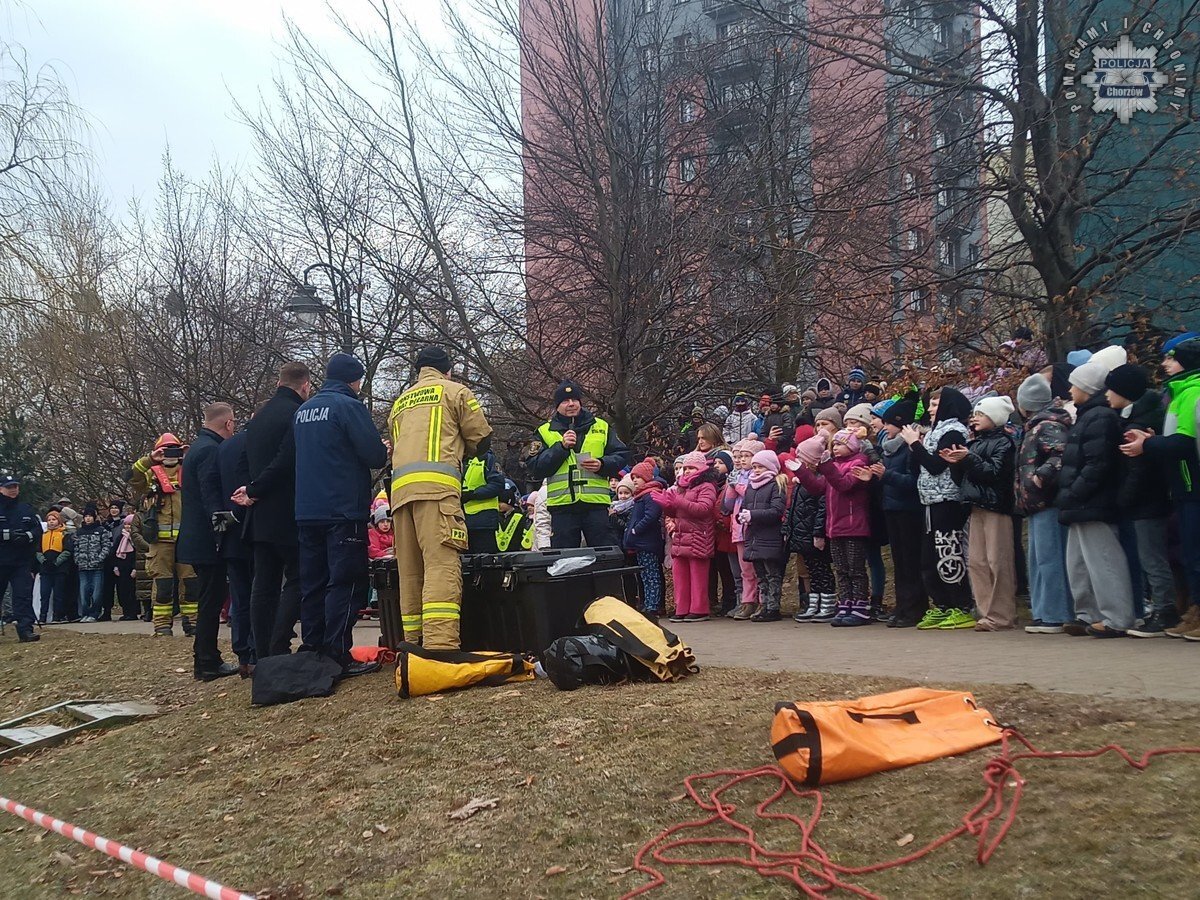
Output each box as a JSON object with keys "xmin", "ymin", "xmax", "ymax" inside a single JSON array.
[{"xmin": 29, "ymin": 617, "xmax": 1200, "ymax": 703}]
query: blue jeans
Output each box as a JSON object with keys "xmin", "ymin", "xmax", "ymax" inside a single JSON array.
[
  {"xmin": 866, "ymin": 543, "xmax": 885, "ymax": 601},
  {"xmin": 1179, "ymin": 501, "xmax": 1200, "ymax": 605},
  {"xmin": 1026, "ymin": 509, "xmax": 1072, "ymax": 625},
  {"xmin": 298, "ymin": 521, "xmax": 368, "ymax": 665},
  {"xmin": 77, "ymin": 569, "xmax": 104, "ymax": 619}
]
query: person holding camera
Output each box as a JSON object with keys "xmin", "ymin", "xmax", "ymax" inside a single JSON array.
[
  {"xmin": 0, "ymin": 474, "xmax": 42, "ymax": 642},
  {"xmin": 128, "ymin": 432, "xmax": 195, "ymax": 637},
  {"xmin": 176, "ymin": 402, "xmax": 240, "ymax": 681}
]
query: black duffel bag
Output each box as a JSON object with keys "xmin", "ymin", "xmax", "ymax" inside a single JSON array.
[
  {"xmin": 251, "ymin": 651, "xmax": 344, "ymax": 706},
  {"xmin": 541, "ymin": 634, "xmax": 644, "ymax": 691}
]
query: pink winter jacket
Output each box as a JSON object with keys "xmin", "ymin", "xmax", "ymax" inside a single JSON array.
[
  {"xmin": 653, "ymin": 474, "xmax": 718, "ymax": 559},
  {"xmin": 794, "ymin": 452, "xmax": 871, "ymax": 539}
]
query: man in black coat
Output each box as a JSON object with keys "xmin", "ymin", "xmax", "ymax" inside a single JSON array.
[
  {"xmin": 232, "ymin": 362, "xmax": 311, "ymax": 659},
  {"xmin": 218, "ymin": 428, "xmax": 255, "ymax": 674},
  {"xmin": 176, "ymin": 402, "xmax": 239, "ymax": 680},
  {"xmin": 0, "ymin": 475, "xmax": 42, "ymax": 642},
  {"xmin": 1056, "ymin": 361, "xmax": 1133, "ymax": 637}
]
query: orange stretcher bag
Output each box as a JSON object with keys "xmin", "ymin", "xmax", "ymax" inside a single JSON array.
[{"xmin": 771, "ymin": 688, "xmax": 1003, "ymax": 786}]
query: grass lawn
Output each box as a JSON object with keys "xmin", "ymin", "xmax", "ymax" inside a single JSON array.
[{"xmin": 1, "ymin": 630, "xmax": 1197, "ymax": 899}]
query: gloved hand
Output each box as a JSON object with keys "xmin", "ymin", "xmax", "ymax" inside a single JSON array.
[
  {"xmin": 55, "ymin": 551, "xmax": 72, "ymax": 567},
  {"xmin": 737, "ymin": 509, "xmax": 751, "ymax": 525},
  {"xmin": 11, "ymin": 529, "xmax": 30, "ymax": 544},
  {"xmin": 36, "ymin": 552, "xmax": 44, "ymax": 564}
]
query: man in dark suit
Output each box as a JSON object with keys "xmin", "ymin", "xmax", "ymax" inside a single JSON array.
[
  {"xmin": 218, "ymin": 427, "xmax": 255, "ymax": 677},
  {"xmin": 232, "ymin": 362, "xmax": 311, "ymax": 659},
  {"xmin": 176, "ymin": 402, "xmax": 239, "ymax": 681}
]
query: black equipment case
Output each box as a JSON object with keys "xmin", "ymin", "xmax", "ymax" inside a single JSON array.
[
  {"xmin": 459, "ymin": 548, "xmax": 640, "ymax": 654},
  {"xmin": 372, "ymin": 558, "xmax": 404, "ymax": 650}
]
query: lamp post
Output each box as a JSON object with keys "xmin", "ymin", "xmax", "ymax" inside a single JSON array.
[{"xmin": 287, "ymin": 262, "xmax": 356, "ymax": 354}]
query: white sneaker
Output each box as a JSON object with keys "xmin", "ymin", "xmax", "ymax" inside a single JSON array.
[{"xmin": 80, "ymin": 616, "xmax": 96, "ymax": 623}]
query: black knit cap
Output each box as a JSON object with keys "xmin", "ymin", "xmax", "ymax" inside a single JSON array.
[
  {"xmin": 1104, "ymin": 364, "xmax": 1149, "ymax": 403},
  {"xmin": 1172, "ymin": 337, "xmax": 1200, "ymax": 372},
  {"xmin": 415, "ymin": 345, "xmax": 452, "ymax": 374},
  {"xmin": 883, "ymin": 399, "xmax": 917, "ymax": 427},
  {"xmin": 554, "ymin": 380, "xmax": 583, "ymax": 404}
]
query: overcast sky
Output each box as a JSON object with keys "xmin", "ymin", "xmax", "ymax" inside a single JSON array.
[{"xmin": 10, "ymin": 0, "xmax": 444, "ymax": 205}]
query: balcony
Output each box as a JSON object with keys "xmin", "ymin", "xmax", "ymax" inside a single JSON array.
[
  {"xmin": 703, "ymin": 0, "xmax": 745, "ymax": 20},
  {"xmin": 710, "ymin": 37, "xmax": 764, "ymax": 75}
]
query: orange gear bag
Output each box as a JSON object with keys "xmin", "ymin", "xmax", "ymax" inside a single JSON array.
[{"xmin": 771, "ymin": 688, "xmax": 1004, "ymax": 786}]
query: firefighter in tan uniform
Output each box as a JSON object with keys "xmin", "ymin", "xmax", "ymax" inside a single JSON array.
[
  {"xmin": 388, "ymin": 346, "xmax": 492, "ymax": 649},
  {"xmin": 127, "ymin": 433, "xmax": 197, "ymax": 636}
]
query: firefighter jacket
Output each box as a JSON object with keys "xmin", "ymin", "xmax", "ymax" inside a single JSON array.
[
  {"xmin": 128, "ymin": 457, "xmax": 183, "ymax": 544},
  {"xmin": 495, "ymin": 511, "xmax": 534, "ymax": 552},
  {"xmin": 388, "ymin": 367, "xmax": 492, "ymax": 509},
  {"xmin": 462, "ymin": 452, "xmax": 503, "ymax": 530}
]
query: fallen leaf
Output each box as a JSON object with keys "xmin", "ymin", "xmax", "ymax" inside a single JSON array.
[
  {"xmin": 223, "ymin": 815, "xmax": 235, "ymax": 822},
  {"xmin": 521, "ymin": 775, "xmax": 534, "ymax": 787},
  {"xmin": 52, "ymin": 851, "xmax": 75, "ymax": 866},
  {"xmin": 495, "ymin": 689, "xmax": 522, "ymax": 698},
  {"xmin": 361, "ymin": 830, "xmax": 373, "ymax": 839},
  {"xmin": 896, "ymin": 833, "xmax": 915, "ymax": 846},
  {"xmin": 375, "ymin": 824, "xmax": 389, "ymax": 834},
  {"xmin": 206, "ymin": 746, "xmax": 219, "ymax": 753},
  {"xmin": 424, "ymin": 695, "xmax": 444, "ymax": 702},
  {"xmin": 173, "ymin": 668, "xmax": 186, "ymax": 674},
  {"xmin": 610, "ymin": 867, "xmax": 632, "ymax": 875},
  {"xmin": 447, "ymin": 797, "xmax": 499, "ymax": 821},
  {"xmin": 669, "ymin": 793, "xmax": 687, "ymax": 802},
  {"xmin": 545, "ymin": 865, "xmax": 567, "ymax": 877}
]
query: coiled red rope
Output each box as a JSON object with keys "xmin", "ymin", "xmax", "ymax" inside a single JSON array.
[{"xmin": 622, "ymin": 730, "xmax": 1200, "ymax": 899}]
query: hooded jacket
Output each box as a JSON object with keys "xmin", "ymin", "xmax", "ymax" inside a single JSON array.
[
  {"xmin": 909, "ymin": 387, "xmax": 972, "ymax": 506},
  {"xmin": 1056, "ymin": 393, "xmax": 1123, "ymax": 524},
  {"xmin": 0, "ymin": 494, "xmax": 41, "ymax": 566},
  {"xmin": 654, "ymin": 468, "xmax": 719, "ymax": 559},
  {"xmin": 723, "ymin": 407, "xmax": 757, "ymax": 444},
  {"xmin": 950, "ymin": 428, "xmax": 1016, "ymax": 514},
  {"xmin": 1143, "ymin": 368, "xmax": 1200, "ymax": 503},
  {"xmin": 1117, "ymin": 390, "xmax": 1171, "ymax": 520},
  {"xmin": 796, "ymin": 452, "xmax": 872, "ymax": 538},
  {"xmin": 66, "ymin": 520, "xmax": 113, "ymax": 571},
  {"xmin": 878, "ymin": 436, "xmax": 921, "ymax": 513},
  {"xmin": 1014, "ymin": 405, "xmax": 1072, "ymax": 516}
]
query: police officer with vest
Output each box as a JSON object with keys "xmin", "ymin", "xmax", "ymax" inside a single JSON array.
[
  {"xmin": 0, "ymin": 474, "xmax": 43, "ymax": 642},
  {"xmin": 528, "ymin": 380, "xmax": 631, "ymax": 548},
  {"xmin": 462, "ymin": 450, "xmax": 505, "ymax": 553},
  {"xmin": 293, "ymin": 353, "xmax": 388, "ymax": 677},
  {"xmin": 388, "ymin": 346, "xmax": 491, "ymax": 650}
]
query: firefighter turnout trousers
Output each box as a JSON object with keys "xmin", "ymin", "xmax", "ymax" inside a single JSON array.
[
  {"xmin": 393, "ymin": 498, "xmax": 468, "ymax": 650},
  {"xmin": 145, "ymin": 541, "xmax": 196, "ymax": 631}
]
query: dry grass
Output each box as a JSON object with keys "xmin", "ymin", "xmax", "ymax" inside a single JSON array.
[{"xmin": 1, "ymin": 630, "xmax": 1198, "ymax": 899}]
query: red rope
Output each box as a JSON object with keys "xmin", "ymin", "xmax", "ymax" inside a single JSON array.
[{"xmin": 622, "ymin": 731, "xmax": 1200, "ymax": 899}]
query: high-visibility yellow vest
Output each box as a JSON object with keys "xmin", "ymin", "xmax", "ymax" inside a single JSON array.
[
  {"xmin": 537, "ymin": 418, "xmax": 611, "ymax": 507},
  {"xmin": 462, "ymin": 457, "xmax": 500, "ymax": 518},
  {"xmin": 495, "ymin": 512, "xmax": 533, "ymax": 552}
]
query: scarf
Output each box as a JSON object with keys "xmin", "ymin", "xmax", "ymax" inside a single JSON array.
[
  {"xmin": 116, "ymin": 515, "xmax": 135, "ymax": 558},
  {"xmin": 881, "ymin": 433, "xmax": 906, "ymax": 455},
  {"xmin": 749, "ymin": 471, "xmax": 774, "ymax": 489},
  {"xmin": 610, "ymin": 497, "xmax": 634, "ymax": 515}
]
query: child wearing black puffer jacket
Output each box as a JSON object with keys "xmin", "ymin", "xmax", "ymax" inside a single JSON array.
[
  {"xmin": 785, "ymin": 436, "xmax": 836, "ymax": 623},
  {"xmin": 945, "ymin": 396, "xmax": 1018, "ymax": 631}
]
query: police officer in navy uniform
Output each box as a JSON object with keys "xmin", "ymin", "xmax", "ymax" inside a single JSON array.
[
  {"xmin": 293, "ymin": 353, "xmax": 388, "ymax": 677},
  {"xmin": 0, "ymin": 474, "xmax": 43, "ymax": 642},
  {"xmin": 528, "ymin": 380, "xmax": 631, "ymax": 548}
]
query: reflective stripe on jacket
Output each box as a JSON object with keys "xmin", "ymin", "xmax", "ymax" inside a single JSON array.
[
  {"xmin": 537, "ymin": 419, "xmax": 611, "ymax": 506},
  {"xmin": 388, "ymin": 367, "xmax": 492, "ymax": 508}
]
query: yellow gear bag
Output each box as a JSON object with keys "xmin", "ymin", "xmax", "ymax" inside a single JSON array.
[
  {"xmin": 583, "ymin": 597, "xmax": 698, "ymax": 683},
  {"xmin": 770, "ymin": 688, "xmax": 1004, "ymax": 786},
  {"xmin": 395, "ymin": 642, "xmax": 535, "ymax": 698}
]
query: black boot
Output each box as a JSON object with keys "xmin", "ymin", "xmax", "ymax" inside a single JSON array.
[
  {"xmin": 339, "ymin": 659, "xmax": 381, "ymax": 679},
  {"xmin": 18, "ymin": 630, "xmax": 40, "ymax": 643},
  {"xmin": 194, "ymin": 661, "xmax": 239, "ymax": 681}
]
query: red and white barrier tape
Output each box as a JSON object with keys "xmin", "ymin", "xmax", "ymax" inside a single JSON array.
[{"xmin": 1, "ymin": 796, "xmax": 254, "ymax": 900}]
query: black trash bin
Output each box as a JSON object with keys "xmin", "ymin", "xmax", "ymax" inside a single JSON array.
[{"xmin": 460, "ymin": 547, "xmax": 640, "ymax": 654}]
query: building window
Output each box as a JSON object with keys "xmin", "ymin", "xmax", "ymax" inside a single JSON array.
[
  {"xmin": 902, "ymin": 116, "xmax": 919, "ymax": 140},
  {"xmin": 907, "ymin": 287, "xmax": 930, "ymax": 313},
  {"xmin": 681, "ymin": 155, "xmax": 699, "ymax": 184},
  {"xmin": 902, "ymin": 229, "xmax": 918, "ymax": 251},
  {"xmin": 933, "ymin": 130, "xmax": 947, "ymax": 149},
  {"xmin": 937, "ymin": 189, "xmax": 950, "ymax": 209},
  {"xmin": 639, "ymin": 0, "xmax": 656, "ymax": 14},
  {"xmin": 679, "ymin": 95, "xmax": 698, "ymax": 123},
  {"xmin": 902, "ymin": 171, "xmax": 917, "ymax": 192}
]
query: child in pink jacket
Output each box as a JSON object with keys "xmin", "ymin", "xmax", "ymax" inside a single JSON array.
[
  {"xmin": 795, "ymin": 429, "xmax": 873, "ymax": 626},
  {"xmin": 723, "ymin": 438, "xmax": 765, "ymax": 620},
  {"xmin": 653, "ymin": 451, "xmax": 720, "ymax": 622}
]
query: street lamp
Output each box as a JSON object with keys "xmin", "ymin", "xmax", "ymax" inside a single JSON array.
[{"xmin": 287, "ymin": 262, "xmax": 355, "ymax": 353}]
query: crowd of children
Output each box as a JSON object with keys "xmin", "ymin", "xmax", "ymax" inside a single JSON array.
[{"xmin": 610, "ymin": 333, "xmax": 1200, "ymax": 641}]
